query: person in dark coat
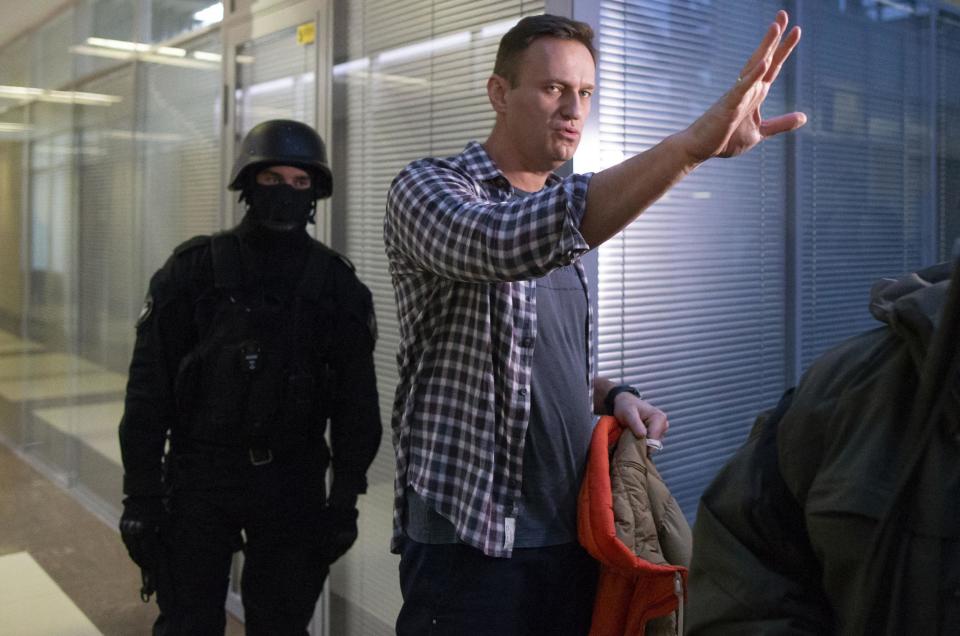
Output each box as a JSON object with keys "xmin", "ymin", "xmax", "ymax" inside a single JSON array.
[{"xmin": 687, "ymin": 254, "xmax": 960, "ymax": 635}]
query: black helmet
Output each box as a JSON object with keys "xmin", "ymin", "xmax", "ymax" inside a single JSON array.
[{"xmin": 228, "ymin": 119, "xmax": 333, "ymax": 199}]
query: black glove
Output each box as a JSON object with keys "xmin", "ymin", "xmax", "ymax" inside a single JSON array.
[
  {"xmin": 318, "ymin": 505, "xmax": 359, "ymax": 564},
  {"xmin": 119, "ymin": 496, "xmax": 163, "ymax": 570}
]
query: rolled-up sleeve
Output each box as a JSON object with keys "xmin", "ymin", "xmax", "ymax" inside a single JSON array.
[{"xmin": 385, "ymin": 156, "xmax": 592, "ymax": 282}]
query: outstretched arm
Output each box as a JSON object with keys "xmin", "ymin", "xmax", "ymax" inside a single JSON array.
[{"xmin": 580, "ymin": 10, "xmax": 805, "ymax": 247}]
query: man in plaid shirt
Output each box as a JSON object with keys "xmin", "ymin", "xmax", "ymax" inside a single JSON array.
[{"xmin": 385, "ymin": 12, "xmax": 804, "ymax": 635}]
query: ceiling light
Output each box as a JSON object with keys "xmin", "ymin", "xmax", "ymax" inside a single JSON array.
[
  {"xmin": 0, "ymin": 85, "xmax": 122, "ymax": 106},
  {"xmin": 194, "ymin": 3, "xmax": 224, "ymax": 27},
  {"xmin": 0, "ymin": 122, "xmax": 31, "ymax": 133},
  {"xmin": 87, "ymin": 36, "xmax": 151, "ymax": 53},
  {"xmin": 156, "ymin": 46, "xmax": 186, "ymax": 57}
]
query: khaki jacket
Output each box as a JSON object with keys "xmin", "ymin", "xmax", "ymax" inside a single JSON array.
[{"xmin": 579, "ymin": 416, "xmax": 692, "ymax": 635}]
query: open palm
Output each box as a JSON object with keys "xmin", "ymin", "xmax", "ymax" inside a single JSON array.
[{"xmin": 685, "ymin": 11, "xmax": 806, "ymax": 161}]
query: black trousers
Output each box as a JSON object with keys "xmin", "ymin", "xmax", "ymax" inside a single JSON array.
[
  {"xmin": 153, "ymin": 456, "xmax": 329, "ymax": 636},
  {"xmin": 396, "ymin": 540, "xmax": 599, "ymax": 636}
]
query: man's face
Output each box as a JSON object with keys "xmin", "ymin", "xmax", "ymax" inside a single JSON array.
[
  {"xmin": 255, "ymin": 165, "xmax": 312, "ymax": 190},
  {"xmin": 498, "ymin": 37, "xmax": 595, "ymax": 171}
]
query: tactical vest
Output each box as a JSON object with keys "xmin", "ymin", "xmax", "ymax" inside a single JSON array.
[{"xmin": 173, "ymin": 231, "xmax": 338, "ymax": 464}]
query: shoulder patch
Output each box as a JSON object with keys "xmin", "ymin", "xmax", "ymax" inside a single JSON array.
[
  {"xmin": 135, "ymin": 293, "xmax": 154, "ymax": 328},
  {"xmin": 336, "ymin": 253, "xmax": 356, "ymax": 272}
]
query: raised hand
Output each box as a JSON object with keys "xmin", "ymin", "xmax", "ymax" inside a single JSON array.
[{"xmin": 682, "ymin": 10, "xmax": 806, "ymax": 162}]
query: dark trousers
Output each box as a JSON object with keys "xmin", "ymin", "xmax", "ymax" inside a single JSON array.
[
  {"xmin": 396, "ymin": 540, "xmax": 599, "ymax": 636},
  {"xmin": 153, "ymin": 456, "xmax": 329, "ymax": 636}
]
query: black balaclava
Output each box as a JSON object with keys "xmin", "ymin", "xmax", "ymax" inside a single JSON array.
[
  {"xmin": 236, "ymin": 186, "xmax": 313, "ymax": 294},
  {"xmin": 244, "ymin": 181, "xmax": 317, "ymax": 232}
]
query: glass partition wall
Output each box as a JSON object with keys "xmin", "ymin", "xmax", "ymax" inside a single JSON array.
[{"xmin": 0, "ymin": 3, "xmax": 226, "ymax": 520}]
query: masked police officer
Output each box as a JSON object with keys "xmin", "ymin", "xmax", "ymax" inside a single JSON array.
[{"xmin": 118, "ymin": 119, "xmax": 382, "ymax": 635}]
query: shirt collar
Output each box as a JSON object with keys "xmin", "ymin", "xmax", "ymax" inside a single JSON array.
[{"xmin": 462, "ymin": 141, "xmax": 562, "ymax": 190}]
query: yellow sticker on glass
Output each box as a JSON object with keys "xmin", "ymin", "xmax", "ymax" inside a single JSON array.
[{"xmin": 297, "ymin": 22, "xmax": 316, "ymax": 46}]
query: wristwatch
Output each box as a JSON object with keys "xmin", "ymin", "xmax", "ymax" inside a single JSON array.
[{"xmin": 604, "ymin": 384, "xmax": 643, "ymax": 415}]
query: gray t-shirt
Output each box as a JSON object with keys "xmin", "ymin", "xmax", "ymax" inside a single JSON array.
[
  {"xmin": 404, "ymin": 263, "xmax": 593, "ymax": 547},
  {"xmin": 514, "ymin": 262, "xmax": 593, "ymax": 546}
]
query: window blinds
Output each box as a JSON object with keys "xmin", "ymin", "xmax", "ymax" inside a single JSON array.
[
  {"xmin": 938, "ymin": 12, "xmax": 960, "ymax": 258},
  {"xmin": 235, "ymin": 26, "xmax": 317, "ymax": 135},
  {"xmin": 594, "ymin": 0, "xmax": 789, "ymax": 517},
  {"xmin": 594, "ymin": 0, "xmax": 951, "ymax": 521},
  {"xmin": 796, "ymin": 1, "xmax": 929, "ymax": 369}
]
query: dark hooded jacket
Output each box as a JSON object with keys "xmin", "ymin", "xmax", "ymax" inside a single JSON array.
[{"xmin": 687, "ymin": 261, "xmax": 960, "ymax": 635}]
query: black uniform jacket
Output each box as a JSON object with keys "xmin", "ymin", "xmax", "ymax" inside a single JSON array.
[{"xmin": 118, "ymin": 223, "xmax": 382, "ymax": 506}]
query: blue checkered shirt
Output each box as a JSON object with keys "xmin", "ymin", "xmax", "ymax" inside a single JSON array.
[{"xmin": 384, "ymin": 141, "xmax": 594, "ymax": 557}]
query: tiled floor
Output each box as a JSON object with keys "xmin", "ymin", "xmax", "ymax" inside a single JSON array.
[
  {"xmin": 0, "ymin": 330, "xmax": 43, "ymax": 355},
  {"xmin": 0, "ymin": 552, "xmax": 102, "ymax": 635},
  {"xmin": 0, "ymin": 442, "xmax": 165, "ymax": 634},
  {"xmin": 33, "ymin": 402, "xmax": 125, "ymax": 464},
  {"xmin": 0, "ymin": 327, "xmax": 244, "ymax": 635}
]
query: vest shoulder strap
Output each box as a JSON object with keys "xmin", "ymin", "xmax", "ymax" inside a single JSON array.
[
  {"xmin": 209, "ymin": 233, "xmax": 341, "ymax": 300},
  {"xmin": 211, "ymin": 231, "xmax": 242, "ymax": 290}
]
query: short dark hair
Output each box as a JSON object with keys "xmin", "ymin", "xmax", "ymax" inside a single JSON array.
[{"xmin": 493, "ymin": 14, "xmax": 596, "ymax": 87}]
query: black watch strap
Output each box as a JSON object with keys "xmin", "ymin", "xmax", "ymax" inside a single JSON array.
[{"xmin": 604, "ymin": 384, "xmax": 643, "ymax": 415}]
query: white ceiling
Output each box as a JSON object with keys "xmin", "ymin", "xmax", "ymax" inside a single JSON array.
[{"xmin": 0, "ymin": 0, "xmax": 71, "ymax": 51}]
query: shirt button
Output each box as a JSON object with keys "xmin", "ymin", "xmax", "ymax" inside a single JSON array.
[
  {"xmin": 508, "ymin": 478, "xmax": 519, "ymax": 488},
  {"xmin": 521, "ymin": 337, "xmax": 534, "ymax": 347},
  {"xmin": 518, "ymin": 388, "xmax": 527, "ymax": 397}
]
